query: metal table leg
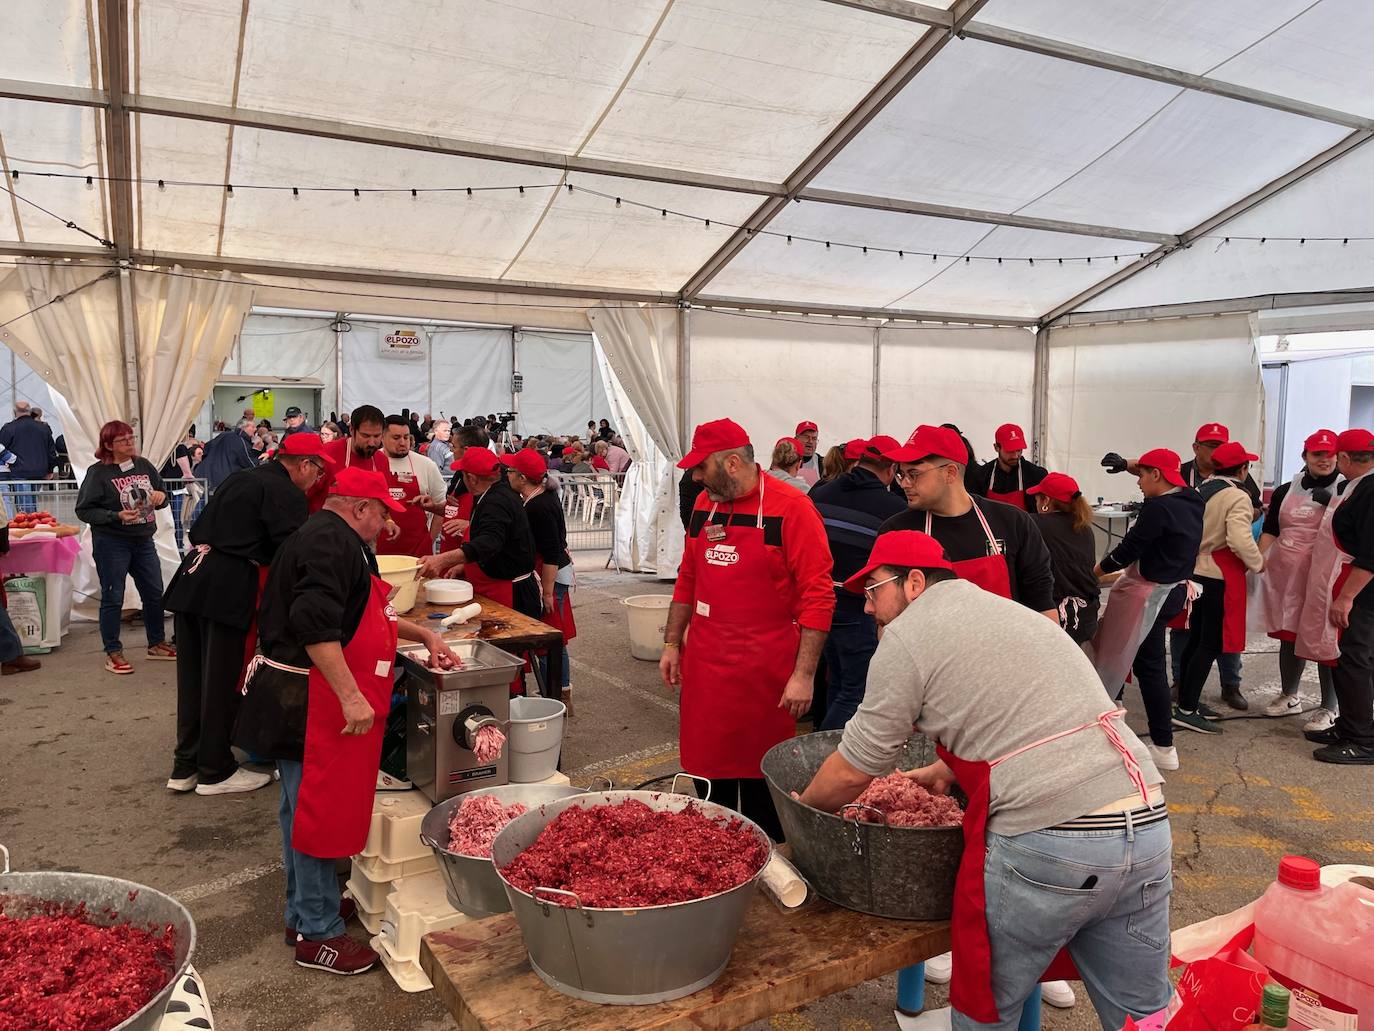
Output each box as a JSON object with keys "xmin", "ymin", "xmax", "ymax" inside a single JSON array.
[{"xmin": 896, "ymin": 964, "xmax": 926, "ymax": 1016}]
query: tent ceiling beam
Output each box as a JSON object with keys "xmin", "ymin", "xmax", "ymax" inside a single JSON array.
[
  {"xmin": 798, "ymin": 187, "xmax": 1176, "ymax": 243},
  {"xmin": 1041, "ymin": 129, "xmax": 1374, "ymax": 326},
  {"xmin": 1054, "ymin": 289, "xmax": 1374, "ymax": 327},
  {"xmin": 695, "ymin": 293, "xmax": 1035, "ymax": 327},
  {"xmin": 681, "ymin": 0, "xmax": 992, "ymax": 300},
  {"xmin": 97, "ymin": 0, "xmax": 134, "ymax": 260},
  {"xmin": 0, "ymin": 78, "xmax": 107, "ymax": 108}
]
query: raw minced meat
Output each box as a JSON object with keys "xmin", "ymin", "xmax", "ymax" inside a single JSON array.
[
  {"xmin": 500, "ymin": 799, "xmax": 769, "ymax": 908},
  {"xmin": 447, "ymin": 793, "xmax": 528, "ymax": 857},
  {"xmin": 473, "ymin": 724, "xmax": 505, "ymax": 764},
  {"xmin": 845, "ymin": 772, "xmax": 964, "ymax": 828},
  {"xmin": 0, "ymin": 902, "xmax": 175, "ymax": 1031}
]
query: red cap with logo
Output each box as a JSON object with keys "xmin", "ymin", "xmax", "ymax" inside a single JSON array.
[
  {"xmin": 1211, "ymin": 441, "xmax": 1259, "ymax": 468},
  {"xmin": 1303, "ymin": 429, "xmax": 1338, "ymax": 453},
  {"xmin": 328, "ymin": 467, "xmax": 405, "ymax": 513},
  {"xmin": 1136, "ymin": 447, "xmax": 1187, "ymax": 488},
  {"xmin": 795, "ymin": 420, "xmax": 818, "ymax": 436},
  {"xmin": 843, "ymin": 438, "xmax": 868, "ymax": 460},
  {"xmin": 883, "ymin": 424, "xmax": 968, "ymax": 465},
  {"xmin": 678, "ymin": 418, "xmax": 751, "ymax": 469},
  {"xmin": 1195, "ymin": 422, "xmax": 1229, "ymax": 444},
  {"xmin": 499, "ymin": 447, "xmax": 547, "ymax": 481},
  {"xmin": 1027, "ymin": 472, "xmax": 1080, "ymax": 504},
  {"xmin": 843, "ymin": 530, "xmax": 953, "ymax": 594},
  {"xmin": 776, "ymin": 436, "xmax": 805, "ymax": 459},
  {"xmin": 452, "ymin": 447, "xmax": 501, "ymax": 476},
  {"xmin": 278, "ymin": 432, "xmax": 336, "ymax": 467},
  {"xmin": 1336, "ymin": 428, "xmax": 1374, "ymax": 452},
  {"xmin": 994, "ymin": 423, "xmax": 1027, "ymax": 450}
]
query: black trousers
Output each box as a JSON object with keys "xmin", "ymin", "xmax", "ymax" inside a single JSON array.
[
  {"xmin": 1332, "ymin": 606, "xmax": 1374, "ymax": 748},
  {"xmin": 1130, "ymin": 584, "xmax": 1186, "ymax": 747},
  {"xmin": 1179, "ymin": 576, "xmax": 1226, "ymax": 712},
  {"xmin": 173, "ymin": 611, "xmax": 249, "ymax": 783},
  {"xmin": 711, "ymin": 777, "xmax": 785, "ymax": 843}
]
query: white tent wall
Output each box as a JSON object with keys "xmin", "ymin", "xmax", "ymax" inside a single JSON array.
[
  {"xmin": 1263, "ymin": 355, "xmax": 1355, "ymax": 485},
  {"xmin": 516, "ymin": 330, "xmax": 612, "ymax": 437},
  {"xmin": 233, "ymin": 314, "xmax": 339, "ymax": 423},
  {"xmin": 429, "ymin": 327, "xmax": 512, "ymax": 422},
  {"xmin": 1044, "ymin": 315, "xmax": 1264, "ymax": 505}
]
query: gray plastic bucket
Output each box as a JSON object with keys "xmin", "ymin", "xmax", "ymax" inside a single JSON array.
[{"xmin": 508, "ymin": 696, "xmax": 567, "ymax": 783}]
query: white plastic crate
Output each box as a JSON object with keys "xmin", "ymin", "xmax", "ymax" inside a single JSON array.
[
  {"xmin": 378, "ymin": 870, "xmax": 471, "ymax": 965},
  {"xmin": 355, "ymin": 895, "xmax": 385, "ymax": 937},
  {"xmin": 346, "ymin": 859, "xmax": 399, "ymax": 914},
  {"xmin": 357, "ymin": 789, "xmax": 434, "ymax": 864},
  {"xmin": 352, "ymin": 849, "xmax": 436, "ymax": 883},
  {"xmin": 371, "ymin": 932, "xmax": 432, "ymax": 993}
]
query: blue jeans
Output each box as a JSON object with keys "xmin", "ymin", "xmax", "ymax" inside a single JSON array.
[
  {"xmin": 277, "ymin": 760, "xmax": 344, "ymax": 940},
  {"xmin": 0, "ymin": 605, "xmax": 24, "ymax": 664},
  {"xmin": 536, "ymin": 582, "xmax": 572, "ymax": 689},
  {"xmin": 0, "ymin": 473, "xmax": 36, "ymax": 514},
  {"xmin": 952, "ymin": 817, "xmax": 1173, "ymax": 1031},
  {"xmin": 819, "ymin": 615, "xmax": 879, "ymax": 731},
  {"xmin": 92, "ymin": 534, "xmax": 167, "ymax": 654},
  {"xmin": 1169, "ymin": 628, "xmax": 1241, "ymax": 687}
]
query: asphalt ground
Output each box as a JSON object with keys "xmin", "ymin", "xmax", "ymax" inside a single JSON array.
[{"xmin": 2, "ymin": 561, "xmax": 1370, "ymax": 1031}]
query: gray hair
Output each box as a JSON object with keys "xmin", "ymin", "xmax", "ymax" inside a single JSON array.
[
  {"xmin": 719, "ymin": 444, "xmax": 754, "ymax": 464},
  {"xmin": 237, "ymin": 417, "xmax": 257, "ymax": 431},
  {"xmin": 13, "ymin": 400, "xmax": 30, "ymax": 417}
]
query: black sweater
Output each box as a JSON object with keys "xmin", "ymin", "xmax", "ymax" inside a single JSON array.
[
  {"xmin": 967, "ymin": 458, "xmax": 1048, "ymax": 513},
  {"xmin": 1332, "ymin": 475, "xmax": 1374, "ymax": 610},
  {"xmin": 1261, "ymin": 470, "xmax": 1339, "ymax": 536},
  {"xmin": 524, "ymin": 488, "xmax": 571, "ymax": 571},
  {"xmin": 809, "ymin": 466, "xmax": 907, "ymax": 618},
  {"xmin": 75, "ymin": 458, "xmax": 168, "ymax": 539},
  {"xmin": 460, "ymin": 479, "xmax": 535, "ymax": 580},
  {"xmin": 1032, "ymin": 511, "xmax": 1100, "ymax": 642},
  {"xmin": 1099, "ymin": 488, "xmax": 1204, "ymax": 583}
]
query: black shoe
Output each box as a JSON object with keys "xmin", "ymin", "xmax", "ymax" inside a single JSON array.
[
  {"xmin": 1304, "ymin": 726, "xmax": 1342, "ymax": 745},
  {"xmin": 1172, "ymin": 707, "xmax": 1223, "ymax": 735},
  {"xmin": 1195, "ymin": 702, "xmax": 1224, "ymax": 722},
  {"xmin": 1313, "ymin": 742, "xmax": 1374, "ymax": 765},
  {"xmin": 1220, "ymin": 686, "xmax": 1248, "ymax": 711}
]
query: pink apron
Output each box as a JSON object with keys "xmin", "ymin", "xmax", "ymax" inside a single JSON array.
[
  {"xmin": 1090, "ymin": 564, "xmax": 1182, "ymax": 694},
  {"xmin": 1260, "ymin": 472, "xmax": 1327, "ymax": 642},
  {"xmin": 1295, "ymin": 470, "xmax": 1372, "ymax": 665}
]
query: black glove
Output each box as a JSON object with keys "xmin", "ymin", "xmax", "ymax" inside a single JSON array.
[
  {"xmin": 1312, "ymin": 487, "xmax": 1333, "ymax": 507},
  {"xmin": 1101, "ymin": 452, "xmax": 1128, "ymax": 474}
]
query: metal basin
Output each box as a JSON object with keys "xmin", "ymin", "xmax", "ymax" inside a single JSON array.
[
  {"xmin": 490, "ymin": 790, "xmax": 770, "ymax": 1005},
  {"xmin": 419, "ymin": 783, "xmax": 589, "ymax": 916},
  {"xmin": 0, "ymin": 846, "xmax": 196, "ymax": 1031},
  {"xmin": 761, "ymin": 731, "xmax": 965, "ymax": 920}
]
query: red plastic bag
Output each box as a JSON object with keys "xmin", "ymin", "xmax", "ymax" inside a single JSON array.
[{"xmin": 1167, "ymin": 947, "xmax": 1270, "ymax": 1031}]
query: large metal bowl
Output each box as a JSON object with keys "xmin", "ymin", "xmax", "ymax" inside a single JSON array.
[
  {"xmin": 0, "ymin": 845, "xmax": 197, "ymax": 1031},
  {"xmin": 762, "ymin": 731, "xmax": 965, "ymax": 920},
  {"xmin": 419, "ymin": 782, "xmax": 589, "ymax": 916},
  {"xmin": 490, "ymin": 789, "xmax": 771, "ymax": 1005}
]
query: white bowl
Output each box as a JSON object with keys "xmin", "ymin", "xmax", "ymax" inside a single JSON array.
[
  {"xmin": 376, "ymin": 555, "xmax": 421, "ymax": 614},
  {"xmin": 425, "ymin": 579, "xmax": 474, "ymax": 605}
]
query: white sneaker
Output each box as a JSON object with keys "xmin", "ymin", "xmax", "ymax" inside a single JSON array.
[
  {"xmin": 194, "ymin": 768, "xmax": 272, "ymax": 795},
  {"xmin": 1041, "ymin": 980, "xmax": 1076, "ymax": 1008},
  {"xmin": 895, "ymin": 1006, "xmax": 952, "ymax": 1031},
  {"xmin": 1304, "ymin": 708, "xmax": 1336, "ymax": 733},
  {"xmin": 1147, "ymin": 744, "xmax": 1179, "ymax": 771},
  {"xmin": 166, "ymin": 774, "xmax": 197, "ymax": 793},
  {"xmin": 376, "ymin": 771, "xmax": 412, "ymax": 791},
  {"xmin": 1264, "ymin": 694, "xmax": 1302, "ymax": 717},
  {"xmin": 924, "ymin": 951, "xmax": 952, "ymax": 984}
]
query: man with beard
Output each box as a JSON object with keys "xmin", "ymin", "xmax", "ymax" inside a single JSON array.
[
  {"xmin": 309, "ymin": 405, "xmax": 386, "ymax": 511},
  {"xmin": 375, "ymin": 415, "xmax": 447, "ymax": 558},
  {"xmin": 968, "ymin": 423, "xmax": 1048, "ymax": 513}
]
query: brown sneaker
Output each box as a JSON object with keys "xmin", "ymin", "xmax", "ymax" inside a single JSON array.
[
  {"xmin": 284, "ymin": 898, "xmax": 357, "ymax": 945},
  {"xmin": 104, "ymin": 652, "xmax": 134, "ymax": 675},
  {"xmin": 147, "ymin": 642, "xmax": 177, "ymax": 661},
  {"xmin": 1, "ymin": 656, "xmax": 40, "ymax": 675},
  {"xmin": 294, "ymin": 933, "xmax": 377, "ymax": 975}
]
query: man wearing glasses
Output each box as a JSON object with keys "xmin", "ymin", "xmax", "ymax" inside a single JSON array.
[
  {"xmin": 163, "ymin": 433, "xmax": 335, "ymax": 797},
  {"xmin": 878, "ymin": 425, "xmax": 1056, "ymax": 618}
]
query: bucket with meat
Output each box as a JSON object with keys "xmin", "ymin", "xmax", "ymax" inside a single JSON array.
[
  {"xmin": 420, "ymin": 783, "xmax": 589, "ymax": 917},
  {"xmin": 761, "ymin": 731, "xmax": 965, "ymax": 920},
  {"xmin": 490, "ymin": 787, "xmax": 772, "ymax": 1005}
]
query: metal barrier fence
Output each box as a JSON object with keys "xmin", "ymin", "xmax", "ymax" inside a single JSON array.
[
  {"xmin": 0, "ymin": 478, "xmax": 210, "ymax": 551},
  {"xmin": 553, "ymin": 471, "xmax": 619, "ymax": 552}
]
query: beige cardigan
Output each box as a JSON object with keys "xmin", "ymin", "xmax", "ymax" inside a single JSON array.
[{"xmin": 1193, "ymin": 478, "xmax": 1264, "ymax": 579}]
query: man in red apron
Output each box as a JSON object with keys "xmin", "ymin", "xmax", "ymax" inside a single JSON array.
[
  {"xmin": 799, "ymin": 530, "xmax": 1169, "ymax": 1031},
  {"xmin": 376, "ymin": 414, "xmax": 447, "ymax": 558},
  {"xmin": 1175, "ymin": 441, "xmax": 1265, "ymax": 729},
  {"xmin": 659, "ymin": 418, "xmax": 835, "ymax": 841},
  {"xmin": 236, "ymin": 467, "xmax": 458, "ymax": 976},
  {"xmin": 969, "ymin": 423, "xmax": 1047, "ymax": 513},
  {"xmin": 308, "ymin": 404, "xmax": 387, "ymax": 513}
]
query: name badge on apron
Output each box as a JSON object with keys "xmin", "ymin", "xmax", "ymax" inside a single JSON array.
[{"xmin": 705, "ymin": 522, "xmax": 727, "ymax": 542}]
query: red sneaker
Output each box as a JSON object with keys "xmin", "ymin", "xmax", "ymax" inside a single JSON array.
[
  {"xmin": 284, "ymin": 897, "xmax": 358, "ymax": 945},
  {"xmin": 293, "ymin": 933, "xmax": 377, "ymax": 975}
]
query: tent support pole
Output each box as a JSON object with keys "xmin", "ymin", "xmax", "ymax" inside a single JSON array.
[
  {"xmin": 676, "ymin": 304, "xmax": 691, "ymax": 453},
  {"xmin": 872, "ymin": 326, "xmax": 882, "ymax": 435},
  {"xmin": 117, "ymin": 267, "xmax": 141, "ymax": 426},
  {"xmin": 333, "ymin": 314, "xmax": 344, "ymax": 416},
  {"xmin": 1031, "ymin": 325, "xmax": 1050, "ymax": 466}
]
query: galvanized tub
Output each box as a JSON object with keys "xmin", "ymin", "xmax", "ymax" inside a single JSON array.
[
  {"xmin": 0, "ymin": 845, "xmax": 197, "ymax": 1031},
  {"xmin": 419, "ymin": 782, "xmax": 589, "ymax": 916},
  {"xmin": 490, "ymin": 788, "xmax": 770, "ymax": 1005},
  {"xmin": 761, "ymin": 731, "xmax": 965, "ymax": 920}
]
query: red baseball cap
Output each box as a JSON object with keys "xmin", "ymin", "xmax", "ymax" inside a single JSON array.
[
  {"xmin": 843, "ymin": 438, "xmax": 868, "ymax": 460},
  {"xmin": 278, "ymin": 432, "xmax": 336, "ymax": 467},
  {"xmin": 883, "ymin": 425, "xmax": 968, "ymax": 465},
  {"xmin": 1195, "ymin": 422, "xmax": 1229, "ymax": 444},
  {"xmin": 843, "ymin": 531, "xmax": 953, "ymax": 594},
  {"xmin": 452, "ymin": 447, "xmax": 501, "ymax": 476},
  {"xmin": 678, "ymin": 418, "xmax": 751, "ymax": 469},
  {"xmin": 795, "ymin": 420, "xmax": 818, "ymax": 436},
  {"xmin": 500, "ymin": 447, "xmax": 547, "ymax": 480},
  {"xmin": 1026, "ymin": 472, "xmax": 1080, "ymax": 504},
  {"xmin": 561, "ymin": 445, "xmax": 579, "ymax": 457},
  {"xmin": 1336, "ymin": 428, "xmax": 1374, "ymax": 452},
  {"xmin": 1136, "ymin": 447, "xmax": 1187, "ymax": 488},
  {"xmin": 328, "ymin": 467, "xmax": 405, "ymax": 513},
  {"xmin": 777, "ymin": 436, "xmax": 804, "ymax": 457},
  {"xmin": 1211, "ymin": 441, "xmax": 1258, "ymax": 468},
  {"xmin": 1304, "ymin": 429, "xmax": 1338, "ymax": 453},
  {"xmin": 994, "ymin": 423, "xmax": 1027, "ymax": 450}
]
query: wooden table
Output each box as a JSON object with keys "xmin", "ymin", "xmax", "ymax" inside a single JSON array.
[
  {"xmin": 411, "ymin": 594, "xmax": 564, "ymax": 699},
  {"xmin": 420, "ymin": 895, "xmax": 950, "ymax": 1030}
]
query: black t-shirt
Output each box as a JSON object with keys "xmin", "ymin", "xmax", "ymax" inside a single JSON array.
[
  {"xmin": 878, "ymin": 498, "xmax": 1056, "ymax": 612},
  {"xmin": 1332, "ymin": 475, "xmax": 1374, "ymax": 610},
  {"xmin": 1262, "ymin": 470, "xmax": 1339, "ymax": 537},
  {"xmin": 1032, "ymin": 511, "xmax": 1101, "ymax": 642},
  {"xmin": 967, "ymin": 459, "xmax": 1048, "ymax": 513},
  {"xmin": 524, "ymin": 488, "xmax": 571, "ymax": 570}
]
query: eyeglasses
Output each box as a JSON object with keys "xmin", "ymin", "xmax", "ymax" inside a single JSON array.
[
  {"xmin": 110, "ymin": 435, "xmax": 135, "ymax": 445},
  {"xmin": 862, "ymin": 574, "xmax": 901, "ymax": 598},
  {"xmin": 895, "ymin": 463, "xmax": 948, "ymax": 483}
]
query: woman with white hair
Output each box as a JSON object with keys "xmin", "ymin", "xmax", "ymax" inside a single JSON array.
[{"xmin": 768, "ymin": 437, "xmax": 811, "ymax": 492}]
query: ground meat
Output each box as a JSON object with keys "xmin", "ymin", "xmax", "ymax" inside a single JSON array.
[
  {"xmin": 447, "ymin": 793, "xmax": 528, "ymax": 857},
  {"xmin": 846, "ymin": 772, "xmax": 964, "ymax": 828},
  {"xmin": 473, "ymin": 724, "xmax": 505, "ymax": 764},
  {"xmin": 0, "ymin": 902, "xmax": 175, "ymax": 1031},
  {"xmin": 501, "ymin": 799, "xmax": 769, "ymax": 908}
]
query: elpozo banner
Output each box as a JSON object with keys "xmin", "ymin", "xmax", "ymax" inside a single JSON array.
[{"xmin": 380, "ymin": 327, "xmax": 426, "ymax": 361}]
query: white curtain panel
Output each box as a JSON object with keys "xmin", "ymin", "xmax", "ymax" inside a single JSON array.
[{"xmin": 1045, "ymin": 314, "xmax": 1263, "ymax": 504}]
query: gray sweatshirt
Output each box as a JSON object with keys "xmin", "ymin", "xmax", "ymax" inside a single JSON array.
[{"xmin": 839, "ymin": 579, "xmax": 1162, "ymax": 836}]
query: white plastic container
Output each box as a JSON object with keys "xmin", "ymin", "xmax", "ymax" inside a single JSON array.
[
  {"xmin": 378, "ymin": 870, "xmax": 470, "ymax": 965},
  {"xmin": 1253, "ymin": 855, "xmax": 1374, "ymax": 1030},
  {"xmin": 346, "ymin": 859, "xmax": 397, "ymax": 914},
  {"xmin": 507, "ymin": 696, "xmax": 567, "ymax": 782},
  {"xmin": 358, "ymin": 790, "xmax": 434, "ymax": 865},
  {"xmin": 352, "ymin": 850, "xmax": 436, "ymax": 884},
  {"xmin": 623, "ymin": 594, "xmax": 673, "ymax": 661},
  {"xmin": 425, "ymin": 579, "xmax": 474, "ymax": 605},
  {"xmin": 377, "ymin": 555, "xmax": 421, "ymax": 613}
]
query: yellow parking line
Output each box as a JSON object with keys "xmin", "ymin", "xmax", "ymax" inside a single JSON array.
[
  {"xmin": 1335, "ymin": 840, "xmax": 1374, "ymax": 854},
  {"xmin": 1175, "ymin": 872, "xmax": 1272, "ymax": 892},
  {"xmin": 1279, "ymin": 786, "xmax": 1336, "ymax": 822}
]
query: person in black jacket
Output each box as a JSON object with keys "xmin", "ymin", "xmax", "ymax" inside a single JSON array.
[
  {"xmin": 197, "ymin": 418, "xmax": 257, "ymax": 489},
  {"xmin": 0, "ymin": 400, "xmax": 57, "ymax": 513},
  {"xmin": 679, "ymin": 466, "xmax": 705, "ymax": 528},
  {"xmin": 162, "ymin": 433, "xmax": 332, "ymax": 795},
  {"xmin": 807, "ymin": 436, "xmax": 906, "ymax": 729},
  {"xmin": 967, "ymin": 423, "xmax": 1048, "ymax": 513},
  {"xmin": 1027, "ymin": 472, "xmax": 1100, "ymax": 644}
]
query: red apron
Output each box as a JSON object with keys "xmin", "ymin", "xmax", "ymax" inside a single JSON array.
[
  {"xmin": 680, "ymin": 477, "xmax": 799, "ymax": 779},
  {"xmin": 1295, "ymin": 469, "xmax": 1370, "ymax": 666},
  {"xmin": 1090, "ymin": 564, "xmax": 1182, "ymax": 694},
  {"xmin": 436, "ymin": 491, "xmax": 473, "ymax": 553},
  {"xmin": 1261, "ymin": 472, "xmax": 1326, "ymax": 642},
  {"xmin": 938, "ymin": 710, "xmax": 1153, "ymax": 1023},
  {"xmin": 985, "ymin": 463, "xmax": 1026, "ymax": 512},
  {"xmin": 925, "ymin": 501, "xmax": 1012, "ymax": 599},
  {"xmin": 238, "ymin": 566, "xmax": 273, "ymax": 691},
  {"xmin": 308, "ymin": 441, "xmax": 382, "ymax": 512},
  {"xmin": 377, "ymin": 454, "xmax": 432, "ymax": 558},
  {"xmin": 1212, "ymin": 547, "xmax": 1248, "ymax": 655},
  {"xmin": 292, "ymin": 575, "xmax": 399, "ymax": 858}
]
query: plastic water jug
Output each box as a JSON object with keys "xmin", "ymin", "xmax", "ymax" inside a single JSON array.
[{"xmin": 1252, "ymin": 856, "xmax": 1374, "ymax": 1031}]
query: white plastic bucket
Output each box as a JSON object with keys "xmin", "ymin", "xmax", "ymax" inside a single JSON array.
[
  {"xmin": 623, "ymin": 594, "xmax": 673, "ymax": 661},
  {"xmin": 508, "ymin": 697, "xmax": 567, "ymax": 783}
]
